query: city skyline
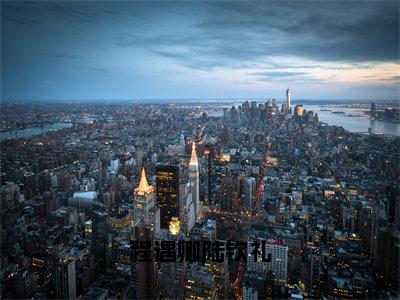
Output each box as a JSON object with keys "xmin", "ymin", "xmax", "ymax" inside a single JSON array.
[
  {"xmin": 1, "ymin": 1, "xmax": 399, "ymax": 298},
  {"xmin": 1, "ymin": 99, "xmax": 398, "ymax": 299},
  {"xmin": 1, "ymin": 0, "xmax": 399, "ymax": 101}
]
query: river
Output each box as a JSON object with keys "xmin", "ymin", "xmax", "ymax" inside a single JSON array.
[
  {"xmin": 208, "ymin": 102, "xmax": 400, "ymax": 137},
  {"xmin": 0, "ymin": 122, "xmax": 73, "ymax": 141},
  {"xmin": 302, "ymin": 105, "xmax": 400, "ymax": 136},
  {"xmin": 0, "ymin": 117, "xmax": 96, "ymax": 141}
]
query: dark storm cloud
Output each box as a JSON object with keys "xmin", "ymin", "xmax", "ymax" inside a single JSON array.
[
  {"xmin": 2, "ymin": 1, "xmax": 104, "ymax": 25},
  {"xmin": 3, "ymin": 1, "xmax": 399, "ymax": 67},
  {"xmin": 97, "ymin": 0, "xmax": 399, "ymax": 71},
  {"xmin": 1, "ymin": 0, "xmax": 398, "ymax": 100},
  {"xmin": 228, "ymin": 1, "xmax": 398, "ymax": 62},
  {"xmin": 176, "ymin": 1, "xmax": 399, "ymax": 67}
]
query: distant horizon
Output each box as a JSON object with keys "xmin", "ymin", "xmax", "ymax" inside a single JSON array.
[{"xmin": 1, "ymin": 97, "xmax": 399, "ymax": 105}]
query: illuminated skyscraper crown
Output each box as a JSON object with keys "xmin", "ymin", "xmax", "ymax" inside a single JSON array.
[
  {"xmin": 169, "ymin": 217, "xmax": 180, "ymax": 235},
  {"xmin": 135, "ymin": 168, "xmax": 153, "ymax": 195}
]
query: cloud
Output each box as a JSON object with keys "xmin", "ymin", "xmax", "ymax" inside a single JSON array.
[
  {"xmin": 1, "ymin": 1, "xmax": 399, "ymax": 100},
  {"xmin": 30, "ymin": 51, "xmax": 81, "ymax": 59},
  {"xmin": 2, "ymin": 1, "xmax": 109, "ymax": 26},
  {"xmin": 253, "ymin": 71, "xmax": 308, "ymax": 78},
  {"xmin": 250, "ymin": 71, "xmax": 319, "ymax": 83},
  {"xmin": 206, "ymin": 1, "xmax": 399, "ymax": 63},
  {"xmin": 4, "ymin": 1, "xmax": 399, "ymax": 67},
  {"xmin": 385, "ymin": 75, "xmax": 400, "ymax": 83},
  {"xmin": 73, "ymin": 66, "xmax": 118, "ymax": 73},
  {"xmin": 104, "ymin": 1, "xmax": 400, "ymax": 72}
]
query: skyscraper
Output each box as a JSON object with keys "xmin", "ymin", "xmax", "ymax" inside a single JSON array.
[
  {"xmin": 309, "ymin": 247, "xmax": 321, "ymax": 297},
  {"xmin": 189, "ymin": 141, "xmax": 202, "ymax": 219},
  {"xmin": 243, "ymin": 177, "xmax": 256, "ymax": 210},
  {"xmin": 156, "ymin": 164, "xmax": 180, "ymax": 229},
  {"xmin": 247, "ymin": 239, "xmax": 288, "ymax": 283},
  {"xmin": 132, "ymin": 222, "xmax": 155, "ymax": 300},
  {"xmin": 286, "ymin": 88, "xmax": 291, "ymax": 110},
  {"xmin": 91, "ymin": 211, "xmax": 112, "ymax": 273},
  {"xmin": 204, "ymin": 143, "xmax": 213, "ymax": 207},
  {"xmin": 371, "ymin": 102, "xmax": 377, "ymax": 118},
  {"xmin": 133, "ymin": 168, "xmax": 155, "ymax": 224},
  {"xmin": 185, "ymin": 263, "xmax": 217, "ymax": 299},
  {"xmin": 55, "ymin": 260, "xmax": 77, "ymax": 299},
  {"xmin": 294, "ymin": 104, "xmax": 304, "ymax": 117}
]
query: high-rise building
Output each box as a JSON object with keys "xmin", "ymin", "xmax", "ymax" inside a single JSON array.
[
  {"xmin": 132, "ymin": 222, "xmax": 156, "ymax": 300},
  {"xmin": 55, "ymin": 260, "xmax": 77, "ymax": 299},
  {"xmin": 189, "ymin": 141, "xmax": 202, "ymax": 219},
  {"xmin": 230, "ymin": 106, "xmax": 237, "ymax": 121},
  {"xmin": 15, "ymin": 269, "xmax": 38, "ymax": 299},
  {"xmin": 179, "ymin": 181, "xmax": 196, "ymax": 233},
  {"xmin": 133, "ymin": 168, "xmax": 155, "ymax": 224},
  {"xmin": 218, "ymin": 169, "xmax": 237, "ymax": 212},
  {"xmin": 223, "ymin": 108, "xmax": 229, "ymax": 121},
  {"xmin": 109, "ymin": 158, "xmax": 119, "ymax": 173},
  {"xmin": 0, "ymin": 182, "xmax": 21, "ymax": 209},
  {"xmin": 371, "ymin": 102, "xmax": 377, "ymax": 118},
  {"xmin": 156, "ymin": 164, "xmax": 180, "ymax": 229},
  {"xmin": 185, "ymin": 263, "xmax": 217, "ymax": 299},
  {"xmin": 157, "ymin": 229, "xmax": 187, "ymax": 299},
  {"xmin": 91, "ymin": 211, "xmax": 113, "ymax": 273},
  {"xmin": 247, "ymin": 239, "xmax": 288, "ymax": 283},
  {"xmin": 243, "ymin": 271, "xmax": 276, "ymax": 300},
  {"xmin": 286, "ymin": 88, "xmax": 291, "ymax": 110},
  {"xmin": 206, "ymin": 259, "xmax": 230, "ymax": 299},
  {"xmin": 309, "ymin": 247, "xmax": 321, "ymax": 297},
  {"xmin": 294, "ymin": 104, "xmax": 304, "ymax": 117},
  {"xmin": 221, "ymin": 127, "xmax": 230, "ymax": 144},
  {"xmin": 243, "ymin": 177, "xmax": 256, "ymax": 210},
  {"xmin": 373, "ymin": 224, "xmax": 398, "ymax": 290}
]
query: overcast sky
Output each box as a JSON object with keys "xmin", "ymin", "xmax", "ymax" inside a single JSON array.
[{"xmin": 1, "ymin": 0, "xmax": 399, "ymax": 101}]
